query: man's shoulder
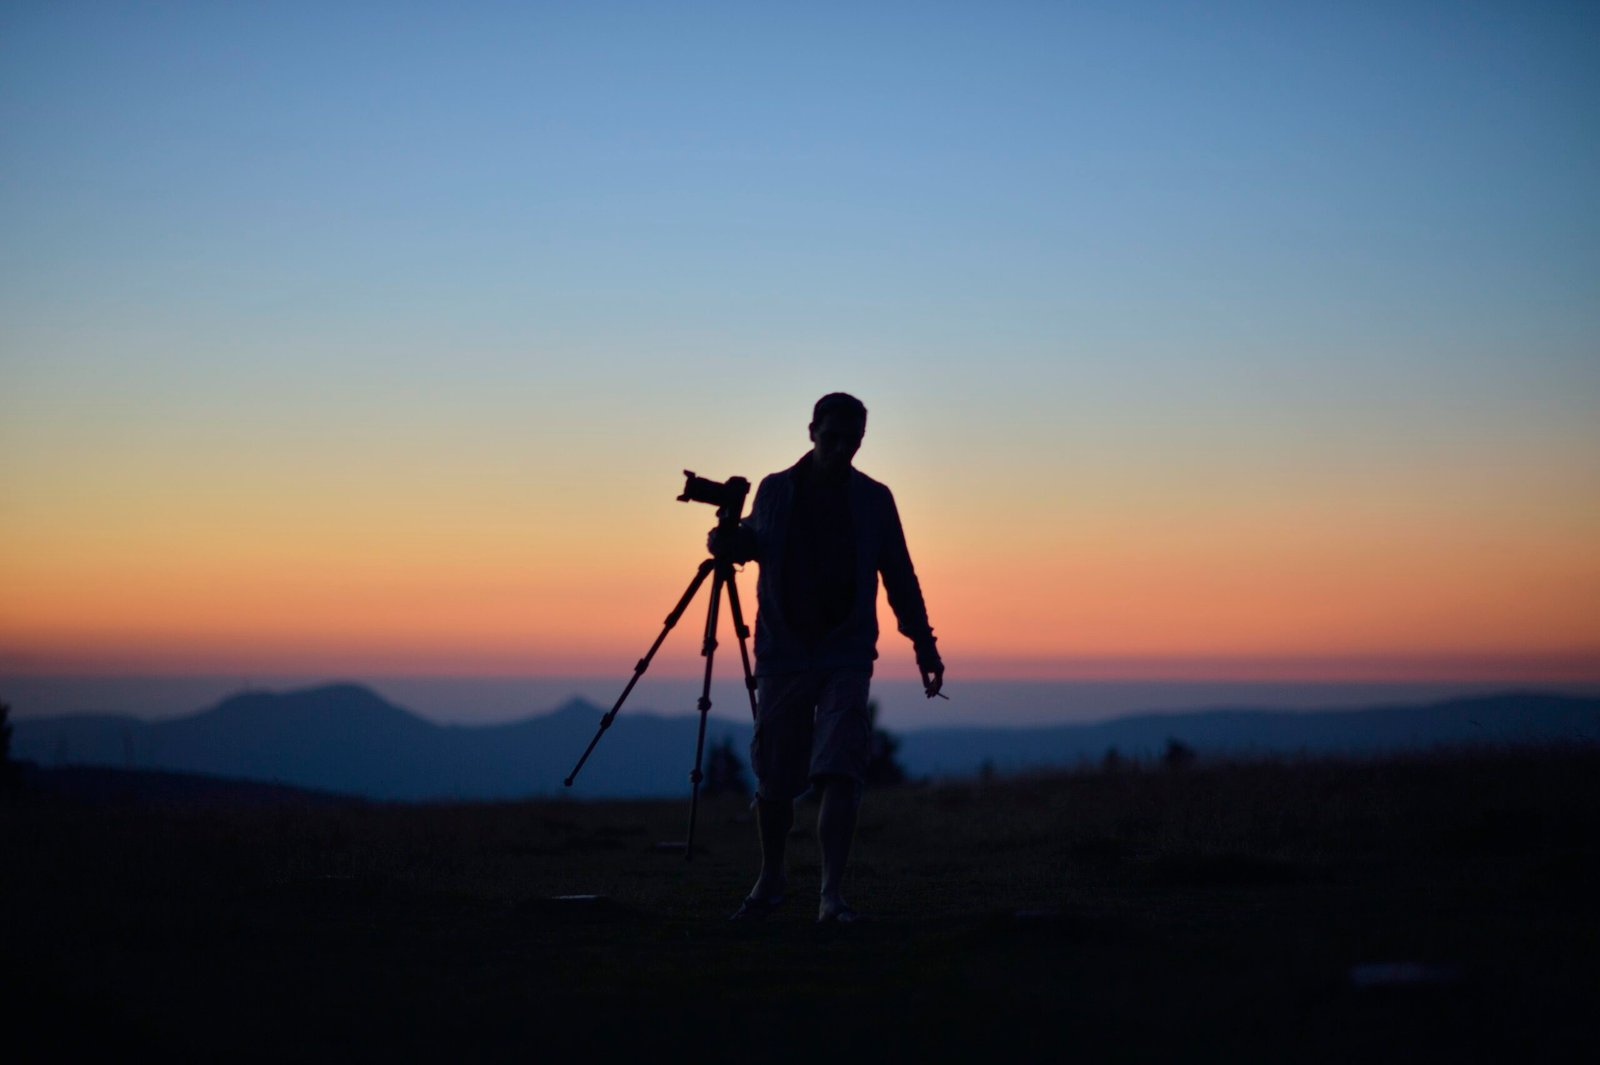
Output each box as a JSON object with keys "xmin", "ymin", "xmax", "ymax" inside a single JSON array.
[
  {"xmin": 849, "ymin": 467, "xmax": 892, "ymax": 493},
  {"xmin": 757, "ymin": 462, "xmax": 894, "ymax": 499},
  {"xmin": 758, "ymin": 455, "xmax": 810, "ymax": 489},
  {"xmin": 756, "ymin": 468, "xmax": 794, "ymax": 493},
  {"xmin": 782, "ymin": 454, "xmax": 817, "ymax": 476},
  {"xmin": 751, "ymin": 466, "xmax": 797, "ymax": 510},
  {"xmin": 848, "ymin": 468, "xmax": 898, "ymax": 510}
]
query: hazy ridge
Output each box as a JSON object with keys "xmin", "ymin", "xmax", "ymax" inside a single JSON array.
[{"xmin": 12, "ymin": 683, "xmax": 1599, "ymax": 800}]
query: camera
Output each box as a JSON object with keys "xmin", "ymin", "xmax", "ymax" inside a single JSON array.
[{"xmin": 678, "ymin": 470, "xmax": 750, "ymax": 517}]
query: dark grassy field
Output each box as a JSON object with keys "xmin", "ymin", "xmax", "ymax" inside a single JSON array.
[{"xmin": 4, "ymin": 747, "xmax": 1597, "ymax": 1063}]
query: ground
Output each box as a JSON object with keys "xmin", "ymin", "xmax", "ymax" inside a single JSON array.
[{"xmin": 3, "ymin": 747, "xmax": 1596, "ymax": 1062}]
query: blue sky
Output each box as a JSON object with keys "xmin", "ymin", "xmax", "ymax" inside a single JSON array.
[{"xmin": 3, "ymin": 2, "xmax": 1597, "ymax": 687}]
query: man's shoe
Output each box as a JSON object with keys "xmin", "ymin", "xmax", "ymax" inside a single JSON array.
[{"xmin": 729, "ymin": 894, "xmax": 786, "ymax": 921}]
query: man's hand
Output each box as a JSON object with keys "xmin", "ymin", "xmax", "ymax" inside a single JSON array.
[
  {"xmin": 922, "ymin": 663, "xmax": 945, "ymax": 699},
  {"xmin": 707, "ymin": 526, "xmax": 738, "ymax": 559},
  {"xmin": 708, "ymin": 524, "xmax": 755, "ymax": 562}
]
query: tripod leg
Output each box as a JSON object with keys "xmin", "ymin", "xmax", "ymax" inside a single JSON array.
[
  {"xmin": 683, "ymin": 564, "xmax": 726, "ymax": 862},
  {"xmin": 723, "ymin": 568, "xmax": 760, "ymax": 722},
  {"xmin": 564, "ymin": 558, "xmax": 717, "ymax": 788}
]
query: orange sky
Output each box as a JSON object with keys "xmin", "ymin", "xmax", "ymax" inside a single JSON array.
[{"xmin": 4, "ymin": 444, "xmax": 1596, "ymax": 682}]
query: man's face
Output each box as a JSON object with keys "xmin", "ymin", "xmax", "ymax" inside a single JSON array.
[{"xmin": 809, "ymin": 412, "xmax": 865, "ymax": 474}]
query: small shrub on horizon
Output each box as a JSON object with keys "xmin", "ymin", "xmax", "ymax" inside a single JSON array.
[
  {"xmin": 1163, "ymin": 738, "xmax": 1197, "ymax": 772},
  {"xmin": 865, "ymin": 700, "xmax": 909, "ymax": 787},
  {"xmin": 0, "ymin": 699, "xmax": 19, "ymax": 795},
  {"xmin": 702, "ymin": 736, "xmax": 751, "ymax": 798}
]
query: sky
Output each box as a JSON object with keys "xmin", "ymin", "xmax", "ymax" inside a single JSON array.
[{"xmin": 2, "ymin": 1, "xmax": 1598, "ymax": 690}]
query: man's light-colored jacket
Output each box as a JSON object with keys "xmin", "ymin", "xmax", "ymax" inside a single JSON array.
[{"xmin": 733, "ymin": 459, "xmax": 939, "ymax": 677}]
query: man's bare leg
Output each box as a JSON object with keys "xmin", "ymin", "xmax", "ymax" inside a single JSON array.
[
  {"xmin": 750, "ymin": 797, "xmax": 793, "ymax": 900},
  {"xmin": 816, "ymin": 775, "xmax": 860, "ymax": 919}
]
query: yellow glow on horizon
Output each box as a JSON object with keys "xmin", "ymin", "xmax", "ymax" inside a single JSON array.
[{"xmin": 6, "ymin": 505, "xmax": 1597, "ymax": 680}]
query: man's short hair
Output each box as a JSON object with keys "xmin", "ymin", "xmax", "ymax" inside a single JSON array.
[{"xmin": 812, "ymin": 392, "xmax": 868, "ymax": 427}]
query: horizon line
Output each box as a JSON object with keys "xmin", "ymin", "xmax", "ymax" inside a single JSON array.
[{"xmin": 5, "ymin": 651, "xmax": 1599, "ymax": 686}]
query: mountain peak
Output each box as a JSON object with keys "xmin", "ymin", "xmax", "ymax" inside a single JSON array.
[
  {"xmin": 552, "ymin": 696, "xmax": 605, "ymax": 719},
  {"xmin": 205, "ymin": 682, "xmax": 423, "ymax": 726}
]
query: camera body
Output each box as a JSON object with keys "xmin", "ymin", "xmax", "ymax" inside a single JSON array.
[{"xmin": 678, "ymin": 470, "xmax": 750, "ymax": 521}]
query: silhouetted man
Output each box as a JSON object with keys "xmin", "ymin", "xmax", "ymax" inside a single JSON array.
[{"xmin": 710, "ymin": 392, "xmax": 943, "ymax": 923}]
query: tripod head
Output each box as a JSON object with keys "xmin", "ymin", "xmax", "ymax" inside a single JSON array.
[{"xmin": 679, "ymin": 470, "xmax": 749, "ymax": 529}]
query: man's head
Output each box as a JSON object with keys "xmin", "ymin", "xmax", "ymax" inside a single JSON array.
[{"xmin": 809, "ymin": 392, "xmax": 867, "ymax": 474}]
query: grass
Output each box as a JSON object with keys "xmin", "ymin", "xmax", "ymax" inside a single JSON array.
[{"xmin": 3, "ymin": 746, "xmax": 1597, "ymax": 1062}]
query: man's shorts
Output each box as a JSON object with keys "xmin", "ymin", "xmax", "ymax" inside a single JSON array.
[{"xmin": 750, "ymin": 668, "xmax": 872, "ymax": 802}]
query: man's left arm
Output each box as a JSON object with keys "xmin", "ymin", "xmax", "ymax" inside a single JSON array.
[{"xmin": 877, "ymin": 487, "xmax": 944, "ymax": 698}]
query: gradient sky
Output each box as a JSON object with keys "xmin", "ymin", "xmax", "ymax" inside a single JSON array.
[{"xmin": 3, "ymin": 1, "xmax": 1598, "ymax": 684}]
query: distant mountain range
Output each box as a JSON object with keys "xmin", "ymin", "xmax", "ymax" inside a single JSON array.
[
  {"xmin": 11, "ymin": 684, "xmax": 1599, "ymax": 801},
  {"xmin": 11, "ymin": 684, "xmax": 744, "ymax": 800},
  {"xmin": 900, "ymin": 690, "xmax": 1600, "ymax": 775}
]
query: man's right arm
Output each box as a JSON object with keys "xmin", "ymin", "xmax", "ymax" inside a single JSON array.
[{"xmin": 877, "ymin": 485, "xmax": 943, "ymax": 696}]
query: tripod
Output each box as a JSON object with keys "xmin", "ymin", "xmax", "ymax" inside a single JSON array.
[{"xmin": 563, "ymin": 481, "xmax": 759, "ymax": 861}]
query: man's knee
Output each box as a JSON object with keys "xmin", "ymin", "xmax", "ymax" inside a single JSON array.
[
  {"xmin": 813, "ymin": 773, "xmax": 864, "ymax": 809},
  {"xmin": 756, "ymin": 795, "xmax": 795, "ymax": 833}
]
